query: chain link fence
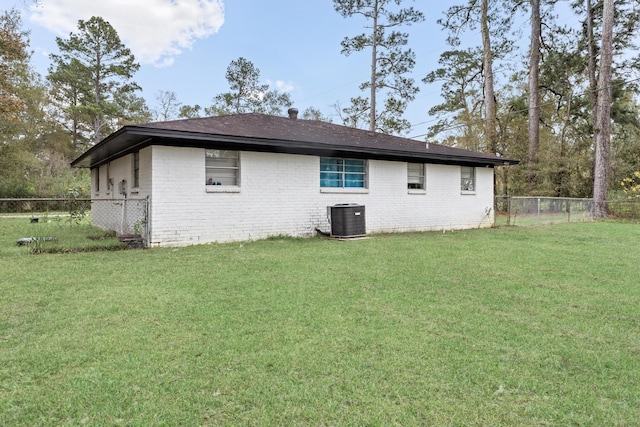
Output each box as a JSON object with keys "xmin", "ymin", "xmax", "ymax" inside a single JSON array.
[
  {"xmin": 0, "ymin": 198, "xmax": 149, "ymax": 251},
  {"xmin": 90, "ymin": 199, "xmax": 149, "ymax": 240},
  {"xmin": 3, "ymin": 196, "xmax": 638, "ymax": 251},
  {"xmin": 604, "ymin": 200, "xmax": 640, "ymax": 220},
  {"xmin": 496, "ymin": 196, "xmax": 640, "ymax": 225}
]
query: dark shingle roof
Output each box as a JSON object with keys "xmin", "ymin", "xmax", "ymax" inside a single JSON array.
[{"xmin": 71, "ymin": 113, "xmax": 519, "ymax": 168}]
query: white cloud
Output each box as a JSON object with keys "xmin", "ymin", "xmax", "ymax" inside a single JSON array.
[
  {"xmin": 29, "ymin": 0, "xmax": 224, "ymax": 66},
  {"xmin": 270, "ymin": 80, "xmax": 295, "ymax": 93}
]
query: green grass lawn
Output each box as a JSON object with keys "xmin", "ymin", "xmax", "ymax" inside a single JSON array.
[
  {"xmin": 495, "ymin": 211, "xmax": 593, "ymax": 226},
  {"xmin": 1, "ymin": 222, "xmax": 639, "ymax": 425},
  {"xmin": 0, "ymin": 216, "xmax": 124, "ymax": 254}
]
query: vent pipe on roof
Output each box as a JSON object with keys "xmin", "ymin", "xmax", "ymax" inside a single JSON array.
[{"xmin": 287, "ymin": 108, "xmax": 298, "ymax": 120}]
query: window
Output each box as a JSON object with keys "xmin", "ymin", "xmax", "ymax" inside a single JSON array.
[
  {"xmin": 461, "ymin": 166, "xmax": 475, "ymax": 192},
  {"xmin": 132, "ymin": 151, "xmax": 140, "ymax": 188},
  {"xmin": 206, "ymin": 150, "xmax": 239, "ymax": 186},
  {"xmin": 320, "ymin": 157, "xmax": 367, "ymax": 188},
  {"xmin": 94, "ymin": 168, "xmax": 100, "ymax": 192},
  {"xmin": 408, "ymin": 163, "xmax": 425, "ymax": 190}
]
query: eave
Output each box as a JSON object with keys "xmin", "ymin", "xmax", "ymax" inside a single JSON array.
[{"xmin": 71, "ymin": 126, "xmax": 519, "ymax": 169}]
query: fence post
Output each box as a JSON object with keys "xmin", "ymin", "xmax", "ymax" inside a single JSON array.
[
  {"xmin": 567, "ymin": 199, "xmax": 571, "ymax": 223},
  {"xmin": 145, "ymin": 196, "xmax": 150, "ymax": 248},
  {"xmin": 120, "ymin": 197, "xmax": 127, "ymax": 234}
]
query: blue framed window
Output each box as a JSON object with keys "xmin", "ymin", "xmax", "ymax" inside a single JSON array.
[{"xmin": 320, "ymin": 157, "xmax": 367, "ymax": 188}]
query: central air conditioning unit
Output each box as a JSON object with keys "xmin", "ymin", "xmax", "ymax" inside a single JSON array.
[{"xmin": 329, "ymin": 204, "xmax": 366, "ymax": 238}]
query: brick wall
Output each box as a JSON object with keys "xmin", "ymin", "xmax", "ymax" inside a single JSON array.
[{"xmin": 140, "ymin": 146, "xmax": 496, "ymax": 247}]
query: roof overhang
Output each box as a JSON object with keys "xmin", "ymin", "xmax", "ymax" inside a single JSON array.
[{"xmin": 71, "ymin": 126, "xmax": 520, "ymax": 169}]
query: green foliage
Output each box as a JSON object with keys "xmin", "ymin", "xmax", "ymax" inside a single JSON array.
[
  {"xmin": 206, "ymin": 57, "xmax": 292, "ymax": 116},
  {"xmin": 335, "ymin": 93, "xmax": 415, "ymax": 135},
  {"xmin": 48, "ymin": 16, "xmax": 142, "ymax": 144},
  {"xmin": 437, "ymin": 0, "xmax": 516, "ymax": 48},
  {"xmin": 335, "ymin": 96, "xmax": 370, "ymax": 129},
  {"xmin": 620, "ymin": 171, "xmax": 640, "ymax": 199},
  {"xmin": 0, "ymin": 8, "xmax": 29, "ymax": 121},
  {"xmin": 1, "ymin": 224, "xmax": 640, "ymax": 424},
  {"xmin": 0, "ymin": 9, "xmax": 89, "ymax": 199},
  {"xmin": 334, "ymin": 0, "xmax": 424, "ymax": 134},
  {"xmin": 301, "ymin": 106, "xmax": 332, "ymax": 122},
  {"xmin": 178, "ymin": 104, "xmax": 203, "ymax": 119},
  {"xmin": 114, "ymin": 90, "xmax": 151, "ymax": 125},
  {"xmin": 47, "ymin": 57, "xmax": 94, "ymax": 149},
  {"xmin": 422, "ymin": 48, "xmax": 484, "ymax": 144},
  {"xmin": 65, "ymin": 187, "xmax": 86, "ymax": 225},
  {"xmin": 424, "ymin": 0, "xmax": 640, "ymax": 198}
]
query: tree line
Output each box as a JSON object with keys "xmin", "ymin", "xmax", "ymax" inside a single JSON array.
[
  {"xmin": 2, "ymin": 0, "xmax": 640, "ymax": 209},
  {"xmin": 424, "ymin": 0, "xmax": 640, "ymax": 213}
]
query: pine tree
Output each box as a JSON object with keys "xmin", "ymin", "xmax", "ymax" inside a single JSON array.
[
  {"xmin": 592, "ymin": 0, "xmax": 614, "ymax": 217},
  {"xmin": 206, "ymin": 57, "xmax": 292, "ymax": 116},
  {"xmin": 48, "ymin": 16, "xmax": 141, "ymax": 144},
  {"xmin": 334, "ymin": 0, "xmax": 424, "ymax": 134}
]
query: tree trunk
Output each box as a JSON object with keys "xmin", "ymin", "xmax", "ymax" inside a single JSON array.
[
  {"xmin": 586, "ymin": 0, "xmax": 598, "ymax": 118},
  {"xmin": 94, "ymin": 67, "xmax": 101, "ymax": 144},
  {"xmin": 369, "ymin": 0, "xmax": 379, "ymax": 133},
  {"xmin": 586, "ymin": 0, "xmax": 598, "ymax": 199},
  {"xmin": 94, "ymin": 115, "xmax": 101, "ymax": 144},
  {"xmin": 481, "ymin": 0, "xmax": 496, "ymax": 154},
  {"xmin": 592, "ymin": 0, "xmax": 614, "ymax": 217},
  {"xmin": 527, "ymin": 0, "xmax": 541, "ymax": 188}
]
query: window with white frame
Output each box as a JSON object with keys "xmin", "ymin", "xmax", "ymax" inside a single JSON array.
[
  {"xmin": 320, "ymin": 157, "xmax": 367, "ymax": 188},
  {"xmin": 206, "ymin": 150, "xmax": 239, "ymax": 186},
  {"xmin": 132, "ymin": 151, "xmax": 140, "ymax": 188},
  {"xmin": 408, "ymin": 163, "xmax": 425, "ymax": 190},
  {"xmin": 460, "ymin": 166, "xmax": 476, "ymax": 192}
]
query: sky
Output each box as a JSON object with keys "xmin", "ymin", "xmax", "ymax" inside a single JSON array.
[{"xmin": 9, "ymin": 0, "xmax": 504, "ymax": 140}]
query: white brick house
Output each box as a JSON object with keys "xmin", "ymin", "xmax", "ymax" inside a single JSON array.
[{"xmin": 71, "ymin": 110, "xmax": 518, "ymax": 247}]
